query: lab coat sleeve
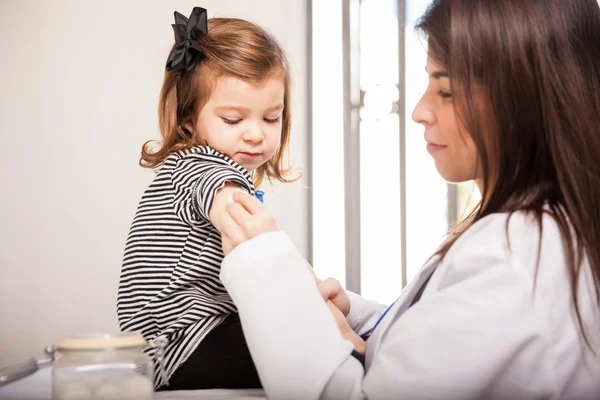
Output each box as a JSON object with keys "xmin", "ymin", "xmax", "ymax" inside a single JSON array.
[
  {"xmin": 222, "ymin": 224, "xmax": 558, "ymax": 399},
  {"xmin": 221, "ymin": 231, "xmax": 359, "ymax": 400},
  {"xmin": 346, "ymin": 291, "xmax": 387, "ymax": 336}
]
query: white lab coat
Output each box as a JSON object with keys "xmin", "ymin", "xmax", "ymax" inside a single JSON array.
[{"xmin": 220, "ymin": 210, "xmax": 600, "ymax": 399}]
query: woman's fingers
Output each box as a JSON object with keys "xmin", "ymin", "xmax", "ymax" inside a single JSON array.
[
  {"xmin": 218, "ymin": 210, "xmax": 248, "ymax": 254},
  {"xmin": 227, "ymin": 202, "xmax": 251, "ymax": 226},
  {"xmin": 220, "ymin": 192, "xmax": 279, "ymax": 253},
  {"xmin": 317, "ymin": 278, "xmax": 338, "ymax": 300},
  {"xmin": 318, "ymin": 278, "xmax": 345, "ymax": 301},
  {"xmin": 326, "ymin": 300, "xmax": 352, "ymax": 336},
  {"xmin": 318, "ymin": 278, "xmax": 351, "ymax": 316},
  {"xmin": 232, "ymin": 191, "xmax": 265, "ymax": 215},
  {"xmin": 229, "ymin": 195, "xmax": 278, "ymax": 239}
]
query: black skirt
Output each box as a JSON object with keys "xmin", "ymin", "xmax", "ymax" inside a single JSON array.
[{"xmin": 158, "ymin": 313, "xmax": 262, "ymax": 390}]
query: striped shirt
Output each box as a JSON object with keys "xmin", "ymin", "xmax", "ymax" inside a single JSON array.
[{"xmin": 117, "ymin": 146, "xmax": 255, "ymax": 388}]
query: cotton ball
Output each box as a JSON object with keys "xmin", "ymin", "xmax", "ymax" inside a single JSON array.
[
  {"xmin": 118, "ymin": 374, "xmax": 154, "ymax": 400},
  {"xmin": 94, "ymin": 381, "xmax": 121, "ymax": 400},
  {"xmin": 56, "ymin": 381, "xmax": 93, "ymax": 400}
]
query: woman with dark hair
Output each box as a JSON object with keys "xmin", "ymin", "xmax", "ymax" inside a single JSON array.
[{"xmin": 217, "ymin": 0, "xmax": 600, "ymax": 398}]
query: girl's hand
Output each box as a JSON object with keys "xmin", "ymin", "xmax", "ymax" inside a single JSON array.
[
  {"xmin": 219, "ymin": 191, "xmax": 278, "ymax": 255},
  {"xmin": 318, "ymin": 278, "xmax": 351, "ymax": 317}
]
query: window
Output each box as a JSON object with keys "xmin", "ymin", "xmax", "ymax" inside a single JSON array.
[{"xmin": 311, "ymin": 0, "xmax": 477, "ymax": 304}]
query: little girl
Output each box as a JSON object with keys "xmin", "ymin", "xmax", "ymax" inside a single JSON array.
[{"xmin": 116, "ymin": 7, "xmax": 297, "ymax": 390}]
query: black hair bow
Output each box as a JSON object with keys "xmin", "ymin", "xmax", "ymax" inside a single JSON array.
[{"xmin": 165, "ymin": 7, "xmax": 208, "ymax": 72}]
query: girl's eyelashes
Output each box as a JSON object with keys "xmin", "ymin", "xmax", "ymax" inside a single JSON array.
[
  {"xmin": 222, "ymin": 118, "xmax": 241, "ymax": 125},
  {"xmin": 221, "ymin": 117, "xmax": 282, "ymax": 125}
]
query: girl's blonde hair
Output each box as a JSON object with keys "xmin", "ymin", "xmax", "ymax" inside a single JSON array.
[{"xmin": 141, "ymin": 17, "xmax": 298, "ymax": 187}]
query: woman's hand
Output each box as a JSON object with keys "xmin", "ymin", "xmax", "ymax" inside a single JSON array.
[
  {"xmin": 318, "ymin": 278, "xmax": 351, "ymax": 317},
  {"xmin": 219, "ymin": 191, "xmax": 278, "ymax": 255},
  {"xmin": 319, "ymin": 278, "xmax": 365, "ymax": 355},
  {"xmin": 220, "ymin": 193, "xmax": 366, "ymax": 353},
  {"xmin": 326, "ymin": 300, "xmax": 366, "ymax": 356}
]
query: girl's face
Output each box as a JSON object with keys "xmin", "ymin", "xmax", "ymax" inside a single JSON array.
[
  {"xmin": 412, "ymin": 57, "xmax": 480, "ymax": 184},
  {"xmin": 187, "ymin": 74, "xmax": 285, "ymax": 172}
]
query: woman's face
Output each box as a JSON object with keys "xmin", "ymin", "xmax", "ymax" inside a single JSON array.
[{"xmin": 411, "ymin": 57, "xmax": 480, "ymax": 184}]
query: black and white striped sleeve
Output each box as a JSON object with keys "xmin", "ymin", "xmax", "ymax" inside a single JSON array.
[{"xmin": 171, "ymin": 151, "xmax": 255, "ymax": 226}]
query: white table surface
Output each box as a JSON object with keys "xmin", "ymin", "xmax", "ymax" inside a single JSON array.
[{"xmin": 0, "ymin": 368, "xmax": 267, "ymax": 400}]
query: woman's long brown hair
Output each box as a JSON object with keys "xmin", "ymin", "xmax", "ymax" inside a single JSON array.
[{"xmin": 417, "ymin": 0, "xmax": 600, "ymax": 346}]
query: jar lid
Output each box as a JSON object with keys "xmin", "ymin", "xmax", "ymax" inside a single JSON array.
[{"xmin": 57, "ymin": 333, "xmax": 147, "ymax": 351}]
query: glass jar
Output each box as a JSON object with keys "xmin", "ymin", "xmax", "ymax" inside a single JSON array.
[{"xmin": 51, "ymin": 333, "xmax": 154, "ymax": 400}]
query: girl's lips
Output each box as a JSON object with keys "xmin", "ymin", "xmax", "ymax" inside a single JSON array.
[{"xmin": 237, "ymin": 152, "xmax": 262, "ymax": 159}]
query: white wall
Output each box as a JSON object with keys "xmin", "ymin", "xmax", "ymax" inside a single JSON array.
[{"xmin": 0, "ymin": 0, "xmax": 309, "ymax": 360}]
